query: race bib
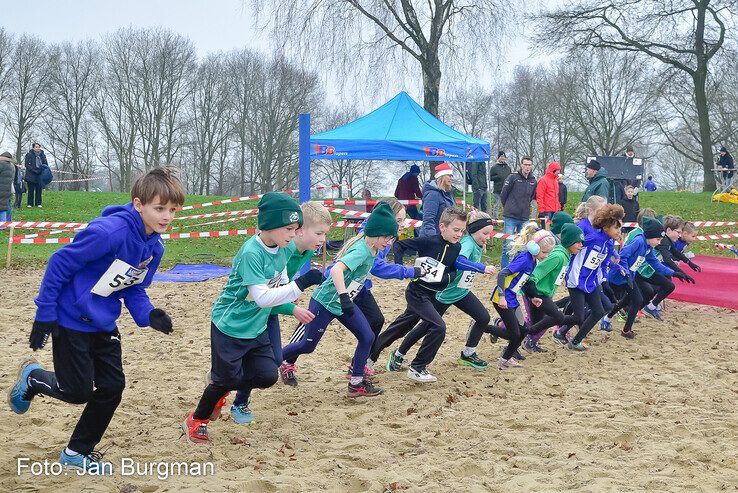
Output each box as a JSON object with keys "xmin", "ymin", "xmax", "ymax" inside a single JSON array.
[
  {"xmin": 91, "ymin": 259, "xmax": 147, "ymax": 297},
  {"xmin": 630, "ymin": 256, "xmax": 645, "ymax": 272},
  {"xmin": 415, "ymin": 257, "xmax": 446, "ymax": 283},
  {"xmin": 509, "ymin": 273, "xmax": 530, "ymax": 294},
  {"xmin": 554, "ymin": 265, "xmax": 568, "ymax": 286},
  {"xmin": 583, "ymin": 249, "xmax": 607, "ymax": 270},
  {"xmin": 346, "ymin": 279, "xmax": 364, "ymax": 300},
  {"xmin": 457, "ymin": 271, "xmax": 477, "ymax": 289}
]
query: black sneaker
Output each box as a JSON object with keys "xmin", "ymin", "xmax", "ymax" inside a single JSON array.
[
  {"xmin": 347, "ymin": 378, "xmax": 384, "ymax": 398},
  {"xmin": 386, "ymin": 350, "xmax": 404, "ymax": 372},
  {"xmin": 525, "ymin": 338, "xmax": 548, "ymax": 353},
  {"xmin": 489, "ymin": 318, "xmax": 502, "ymax": 343},
  {"xmin": 280, "ymin": 363, "xmax": 298, "ymax": 386},
  {"xmin": 458, "ymin": 351, "xmax": 488, "ymax": 369},
  {"xmin": 552, "ymin": 329, "xmax": 568, "ymax": 346},
  {"xmin": 513, "ymin": 349, "xmax": 526, "ymax": 361}
]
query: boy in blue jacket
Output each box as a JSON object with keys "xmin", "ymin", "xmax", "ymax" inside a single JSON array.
[{"xmin": 8, "ymin": 167, "xmax": 185, "ymax": 471}]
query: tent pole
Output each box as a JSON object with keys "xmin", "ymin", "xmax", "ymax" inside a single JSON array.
[
  {"xmin": 298, "ymin": 113, "xmax": 311, "ymax": 204},
  {"xmin": 463, "ymin": 161, "xmax": 467, "ymax": 208}
]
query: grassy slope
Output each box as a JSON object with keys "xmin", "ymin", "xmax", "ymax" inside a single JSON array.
[{"xmin": 2, "ymin": 190, "xmax": 736, "ymax": 269}]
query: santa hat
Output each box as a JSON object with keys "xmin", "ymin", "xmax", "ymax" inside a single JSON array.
[{"xmin": 434, "ymin": 161, "xmax": 453, "ymax": 178}]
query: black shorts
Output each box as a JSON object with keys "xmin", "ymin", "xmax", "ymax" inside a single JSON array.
[{"xmin": 209, "ymin": 322, "xmax": 277, "ymax": 388}]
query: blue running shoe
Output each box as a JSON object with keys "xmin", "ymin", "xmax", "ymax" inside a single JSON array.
[
  {"xmin": 59, "ymin": 450, "xmax": 113, "ymax": 474},
  {"xmin": 643, "ymin": 305, "xmax": 663, "ymax": 321},
  {"xmin": 230, "ymin": 403, "xmax": 255, "ymax": 425},
  {"xmin": 600, "ymin": 320, "xmax": 612, "ymax": 332},
  {"xmin": 8, "ymin": 358, "xmax": 41, "ymax": 414}
]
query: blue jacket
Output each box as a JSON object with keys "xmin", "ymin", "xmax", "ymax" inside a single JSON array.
[
  {"xmin": 608, "ymin": 233, "xmax": 673, "ymax": 285},
  {"xmin": 644, "ymin": 179, "xmax": 657, "ymax": 192},
  {"xmin": 567, "ymin": 229, "xmax": 619, "ymax": 293},
  {"xmin": 419, "ymin": 180, "xmax": 454, "ymax": 237},
  {"xmin": 35, "ymin": 203, "xmax": 164, "ymax": 332}
]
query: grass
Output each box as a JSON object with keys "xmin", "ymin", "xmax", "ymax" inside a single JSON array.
[{"xmin": 2, "ymin": 190, "xmax": 736, "ymax": 270}]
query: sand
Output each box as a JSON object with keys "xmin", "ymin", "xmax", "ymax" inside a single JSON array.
[{"xmin": 1, "ymin": 268, "xmax": 737, "ymax": 492}]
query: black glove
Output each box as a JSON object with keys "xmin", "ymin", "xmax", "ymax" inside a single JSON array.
[
  {"xmin": 339, "ymin": 293, "xmax": 355, "ymax": 316},
  {"xmin": 687, "ymin": 261, "xmax": 701, "ymax": 272},
  {"xmin": 673, "ymin": 271, "xmax": 695, "ymax": 284},
  {"xmin": 29, "ymin": 320, "xmax": 57, "ymax": 350},
  {"xmin": 149, "ymin": 308, "xmax": 173, "ymax": 334},
  {"xmin": 294, "ymin": 269, "xmax": 324, "ymax": 291},
  {"xmin": 413, "ymin": 267, "xmax": 423, "ymax": 278}
]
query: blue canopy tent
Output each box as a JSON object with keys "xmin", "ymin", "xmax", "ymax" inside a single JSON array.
[{"xmin": 298, "ymin": 91, "xmax": 491, "ymax": 202}]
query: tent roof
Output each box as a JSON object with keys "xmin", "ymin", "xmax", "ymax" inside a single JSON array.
[{"xmin": 310, "ymin": 91, "xmax": 490, "ymax": 162}]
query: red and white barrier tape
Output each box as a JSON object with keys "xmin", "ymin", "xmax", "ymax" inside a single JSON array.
[
  {"xmin": 177, "ymin": 190, "xmax": 296, "ymax": 211},
  {"xmin": 695, "ymin": 233, "xmax": 738, "ymax": 241},
  {"xmin": 174, "ymin": 208, "xmax": 258, "ymax": 221},
  {"xmin": 1, "ymin": 221, "xmax": 88, "ymax": 229},
  {"xmin": 51, "ymin": 169, "xmax": 97, "ymax": 176},
  {"xmin": 312, "ymin": 183, "xmax": 352, "ymax": 191},
  {"xmin": 51, "ymin": 176, "xmax": 107, "ymax": 183}
]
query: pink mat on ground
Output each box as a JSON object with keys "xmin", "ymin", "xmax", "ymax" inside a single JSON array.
[{"xmin": 669, "ymin": 255, "xmax": 738, "ymax": 310}]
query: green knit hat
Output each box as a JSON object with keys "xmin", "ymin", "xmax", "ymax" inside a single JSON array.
[
  {"xmin": 364, "ymin": 202, "xmax": 398, "ymax": 237},
  {"xmin": 258, "ymin": 192, "xmax": 303, "ymax": 231},
  {"xmin": 560, "ymin": 223, "xmax": 584, "ymax": 248},
  {"xmin": 551, "ymin": 211, "xmax": 574, "ymax": 235}
]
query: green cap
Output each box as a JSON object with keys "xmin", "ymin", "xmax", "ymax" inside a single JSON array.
[
  {"xmin": 257, "ymin": 192, "xmax": 303, "ymax": 231},
  {"xmin": 551, "ymin": 211, "xmax": 574, "ymax": 235},
  {"xmin": 560, "ymin": 223, "xmax": 584, "ymax": 248},
  {"xmin": 364, "ymin": 202, "xmax": 398, "ymax": 237}
]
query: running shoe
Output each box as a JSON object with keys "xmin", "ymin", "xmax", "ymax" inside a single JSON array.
[
  {"xmin": 489, "ymin": 318, "xmax": 502, "ymax": 343},
  {"xmin": 230, "ymin": 403, "xmax": 255, "ymax": 425},
  {"xmin": 59, "ymin": 449, "xmax": 112, "ymax": 474},
  {"xmin": 8, "ymin": 357, "xmax": 41, "ymax": 414},
  {"xmin": 458, "ymin": 351, "xmax": 488, "ymax": 369},
  {"xmin": 386, "ymin": 351, "xmax": 404, "ymax": 372},
  {"xmin": 552, "ymin": 329, "xmax": 569, "ymax": 346},
  {"xmin": 643, "ymin": 305, "xmax": 663, "ymax": 321},
  {"xmin": 347, "ymin": 378, "xmax": 384, "ymax": 397},
  {"xmin": 280, "ymin": 363, "xmax": 298, "ymax": 386},
  {"xmin": 407, "ymin": 367, "xmax": 438, "ymax": 383},
  {"xmin": 497, "ymin": 357, "xmax": 523, "ymax": 370},
  {"xmin": 181, "ymin": 412, "xmax": 209, "ymax": 444},
  {"xmin": 525, "ymin": 338, "xmax": 548, "ymax": 353},
  {"xmin": 513, "ymin": 349, "xmax": 526, "ymax": 361},
  {"xmin": 600, "ymin": 320, "xmax": 613, "ymax": 332},
  {"xmin": 620, "ymin": 329, "xmax": 636, "ymax": 340},
  {"xmin": 567, "ymin": 341, "xmax": 586, "ymax": 351}
]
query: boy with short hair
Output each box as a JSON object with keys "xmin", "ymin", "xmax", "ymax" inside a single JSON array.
[
  {"xmin": 227, "ymin": 201, "xmax": 331, "ymax": 424},
  {"xmin": 9, "ymin": 167, "xmax": 185, "ymax": 471},
  {"xmin": 675, "ymin": 222, "xmax": 698, "ymax": 258},
  {"xmin": 620, "ymin": 185, "xmax": 640, "ymax": 235},
  {"xmin": 182, "ymin": 192, "xmax": 323, "ymax": 443}
]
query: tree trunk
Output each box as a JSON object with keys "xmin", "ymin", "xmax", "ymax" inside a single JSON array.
[{"xmin": 694, "ymin": 72, "xmax": 715, "ymax": 191}]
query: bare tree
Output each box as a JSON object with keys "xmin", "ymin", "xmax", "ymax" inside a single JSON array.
[
  {"xmin": 534, "ymin": 0, "xmax": 730, "ymax": 191},
  {"xmin": 657, "ymin": 143, "xmax": 704, "ymax": 191},
  {"xmin": 0, "ymin": 29, "xmax": 14, "ymax": 116}
]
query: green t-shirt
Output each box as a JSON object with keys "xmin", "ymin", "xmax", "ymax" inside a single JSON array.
[
  {"xmin": 211, "ymin": 236, "xmax": 288, "ymax": 339},
  {"xmin": 625, "ymin": 227, "xmax": 655, "ymax": 278},
  {"xmin": 437, "ymin": 234, "xmax": 482, "ymax": 304},
  {"xmin": 529, "ymin": 244, "xmax": 571, "ymax": 298},
  {"xmin": 311, "ymin": 238, "xmax": 375, "ymax": 316},
  {"xmin": 271, "ymin": 241, "xmax": 316, "ymax": 316}
]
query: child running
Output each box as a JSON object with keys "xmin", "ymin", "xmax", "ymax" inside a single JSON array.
[
  {"xmin": 392, "ymin": 210, "xmax": 497, "ymax": 372},
  {"xmin": 490, "ymin": 222, "xmax": 556, "ymax": 368},
  {"xmin": 369, "ymin": 207, "xmax": 476, "ymax": 383},
  {"xmin": 280, "ymin": 203, "xmax": 399, "ymax": 397},
  {"xmin": 183, "ymin": 192, "xmax": 324, "ymax": 443},
  {"xmin": 225, "ymin": 201, "xmax": 331, "ymax": 424},
  {"xmin": 8, "ymin": 167, "xmax": 184, "ymax": 471}
]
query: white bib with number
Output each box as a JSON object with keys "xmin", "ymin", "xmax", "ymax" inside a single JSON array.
[
  {"xmin": 415, "ymin": 257, "xmax": 446, "ymax": 283},
  {"xmin": 509, "ymin": 273, "xmax": 530, "ymax": 294},
  {"xmin": 583, "ymin": 249, "xmax": 607, "ymax": 270},
  {"xmin": 457, "ymin": 271, "xmax": 477, "ymax": 289},
  {"xmin": 554, "ymin": 265, "xmax": 568, "ymax": 286},
  {"xmin": 630, "ymin": 255, "xmax": 645, "ymax": 272},
  {"xmin": 91, "ymin": 259, "xmax": 147, "ymax": 297},
  {"xmin": 346, "ymin": 280, "xmax": 364, "ymax": 300}
]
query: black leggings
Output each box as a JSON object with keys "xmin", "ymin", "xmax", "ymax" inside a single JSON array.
[
  {"xmin": 527, "ymin": 295, "xmax": 579, "ymax": 338},
  {"xmin": 636, "ymin": 273, "xmax": 675, "ymax": 307},
  {"xmin": 491, "ymin": 303, "xmax": 528, "ymax": 360},
  {"xmin": 398, "ymin": 292, "xmax": 491, "ymax": 355},
  {"xmin": 564, "ymin": 288, "xmax": 605, "ymax": 345},
  {"xmin": 354, "ymin": 288, "xmax": 385, "ymax": 337},
  {"xmin": 607, "ymin": 282, "xmax": 643, "ymax": 332}
]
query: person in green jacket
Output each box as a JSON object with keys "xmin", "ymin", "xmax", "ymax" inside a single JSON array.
[
  {"xmin": 521, "ymin": 223, "xmax": 584, "ymax": 347},
  {"xmin": 581, "ymin": 160, "xmax": 611, "ymax": 203}
]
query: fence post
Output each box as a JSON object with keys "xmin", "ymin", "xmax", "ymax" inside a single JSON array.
[{"xmin": 6, "ymin": 226, "xmax": 14, "ymax": 268}]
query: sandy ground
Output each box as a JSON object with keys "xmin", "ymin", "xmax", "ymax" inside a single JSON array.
[{"xmin": 0, "ymin": 268, "xmax": 737, "ymax": 493}]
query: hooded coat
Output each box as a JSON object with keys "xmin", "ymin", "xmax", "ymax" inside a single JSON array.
[
  {"xmin": 419, "ymin": 180, "xmax": 455, "ymax": 237},
  {"xmin": 581, "ymin": 167, "xmax": 611, "ymax": 202},
  {"xmin": 536, "ymin": 162, "xmax": 561, "ymax": 214},
  {"xmin": 24, "ymin": 149, "xmax": 48, "ymax": 184},
  {"xmin": 0, "ymin": 157, "xmax": 14, "ymax": 210}
]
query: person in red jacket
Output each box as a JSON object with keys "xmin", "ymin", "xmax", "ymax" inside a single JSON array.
[
  {"xmin": 536, "ymin": 161, "xmax": 561, "ymax": 220},
  {"xmin": 394, "ymin": 164, "xmax": 423, "ymax": 220}
]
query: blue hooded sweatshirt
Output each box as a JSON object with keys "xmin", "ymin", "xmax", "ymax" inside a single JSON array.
[
  {"xmin": 567, "ymin": 228, "xmax": 619, "ymax": 293},
  {"xmin": 34, "ymin": 203, "xmax": 164, "ymax": 332},
  {"xmin": 607, "ymin": 232, "xmax": 673, "ymax": 285}
]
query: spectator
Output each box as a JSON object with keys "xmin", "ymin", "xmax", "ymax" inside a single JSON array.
[
  {"xmin": 625, "ymin": 146, "xmax": 635, "ymax": 159},
  {"xmin": 13, "ymin": 160, "xmax": 24, "ymax": 209},
  {"xmin": 466, "ymin": 161, "xmax": 488, "ymax": 212},
  {"xmin": 500, "ymin": 155, "xmax": 537, "ymax": 267},
  {"xmin": 536, "ymin": 160, "xmax": 561, "ymax": 220},
  {"xmin": 558, "ymin": 173, "xmax": 567, "ymax": 211},
  {"xmin": 644, "ymin": 175, "xmax": 657, "ymax": 192},
  {"xmin": 489, "ymin": 151, "xmax": 511, "ymax": 219},
  {"xmin": 620, "ymin": 185, "xmax": 640, "ymax": 235},
  {"xmin": 24, "ymin": 142, "xmax": 48, "ymax": 208},
  {"xmin": 0, "ymin": 151, "xmax": 14, "ymax": 225},
  {"xmin": 362, "ymin": 188, "xmax": 374, "ymax": 213},
  {"xmin": 394, "ymin": 163, "xmax": 423, "ymax": 220},
  {"xmin": 718, "ymin": 146, "xmax": 735, "ymax": 192},
  {"xmin": 581, "ymin": 160, "xmax": 611, "ymax": 202},
  {"xmin": 418, "ymin": 161, "xmax": 455, "ymax": 237}
]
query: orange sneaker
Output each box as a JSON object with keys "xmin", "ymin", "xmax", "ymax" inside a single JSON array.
[
  {"xmin": 182, "ymin": 412, "xmax": 209, "ymax": 444},
  {"xmin": 209, "ymin": 392, "xmax": 230, "ymax": 421}
]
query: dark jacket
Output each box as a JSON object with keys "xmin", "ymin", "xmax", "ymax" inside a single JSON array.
[
  {"xmin": 558, "ymin": 182, "xmax": 568, "ymax": 208},
  {"xmin": 489, "ymin": 160, "xmax": 512, "ymax": 194},
  {"xmin": 620, "ymin": 196, "xmax": 640, "ymax": 223},
  {"xmin": 13, "ymin": 164, "xmax": 25, "ymax": 193},
  {"xmin": 500, "ymin": 171, "xmax": 537, "ymax": 221},
  {"xmin": 24, "ymin": 150, "xmax": 49, "ymax": 184},
  {"xmin": 467, "ymin": 161, "xmax": 487, "ymax": 191},
  {"xmin": 581, "ymin": 167, "xmax": 611, "ymax": 202},
  {"xmin": 656, "ymin": 235, "xmax": 690, "ymax": 276},
  {"xmin": 393, "ymin": 234, "xmax": 462, "ymax": 293},
  {"xmin": 719, "ymin": 152, "xmax": 735, "ymax": 179},
  {"xmin": 394, "ymin": 172, "xmax": 423, "ymax": 200},
  {"xmin": 0, "ymin": 158, "xmax": 14, "ymax": 210},
  {"xmin": 419, "ymin": 180, "xmax": 455, "ymax": 237}
]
